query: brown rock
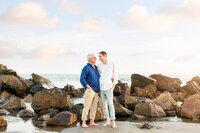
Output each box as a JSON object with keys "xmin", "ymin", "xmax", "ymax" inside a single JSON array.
[
  {"xmin": 124, "ymin": 96, "xmax": 138, "ymax": 110},
  {"xmin": 181, "ymin": 94, "xmax": 200, "ymax": 120},
  {"xmin": 18, "ymin": 109, "xmax": 36, "ymax": 117},
  {"xmin": 0, "ymin": 97, "xmax": 26, "ymax": 111},
  {"xmin": 114, "ymin": 98, "xmax": 133, "ymax": 116},
  {"xmin": 23, "ymin": 94, "xmax": 33, "ymax": 103},
  {"xmin": 134, "ymin": 100, "xmax": 166, "ymax": 118},
  {"xmin": 31, "ymin": 73, "xmax": 52, "ymax": 85},
  {"xmin": 182, "ymin": 81, "xmax": 200, "ymax": 95},
  {"xmin": 150, "ymin": 74, "xmax": 182, "ymax": 93},
  {"xmin": 0, "ymin": 116, "xmax": 7, "ymax": 127},
  {"xmin": 153, "ymin": 91, "xmax": 178, "ymax": 111},
  {"xmin": 0, "ymin": 90, "xmax": 15, "ymax": 99},
  {"xmin": 135, "ymin": 84, "xmax": 157, "ymax": 99},
  {"xmin": 114, "ymin": 82, "xmax": 130, "ymax": 96},
  {"xmin": 31, "ymin": 88, "xmax": 74, "ymax": 112},
  {"xmin": 47, "ymin": 111, "xmax": 77, "ymax": 126},
  {"xmin": 0, "ymin": 75, "xmax": 27, "ymax": 97},
  {"xmin": 131, "ymin": 74, "xmax": 155, "ymax": 93},
  {"xmin": 0, "ymin": 64, "xmax": 7, "ymax": 74}
]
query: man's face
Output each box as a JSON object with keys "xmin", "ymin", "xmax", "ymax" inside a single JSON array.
[
  {"xmin": 99, "ymin": 53, "xmax": 106, "ymax": 62},
  {"xmin": 89, "ymin": 56, "xmax": 97, "ymax": 64}
]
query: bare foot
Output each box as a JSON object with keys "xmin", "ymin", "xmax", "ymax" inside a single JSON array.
[
  {"xmin": 103, "ymin": 122, "xmax": 110, "ymax": 126},
  {"xmin": 90, "ymin": 123, "xmax": 99, "ymax": 126},
  {"xmin": 112, "ymin": 121, "xmax": 117, "ymax": 128},
  {"xmin": 82, "ymin": 124, "xmax": 89, "ymax": 128}
]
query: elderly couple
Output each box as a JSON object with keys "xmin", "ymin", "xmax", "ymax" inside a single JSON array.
[{"xmin": 80, "ymin": 51, "xmax": 118, "ymax": 128}]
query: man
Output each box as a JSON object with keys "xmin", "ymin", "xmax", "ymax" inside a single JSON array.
[
  {"xmin": 98, "ymin": 51, "xmax": 118, "ymax": 128},
  {"xmin": 80, "ymin": 53, "xmax": 100, "ymax": 128}
]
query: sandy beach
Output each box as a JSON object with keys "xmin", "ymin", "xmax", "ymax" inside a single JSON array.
[{"xmin": 61, "ymin": 121, "xmax": 200, "ymax": 133}]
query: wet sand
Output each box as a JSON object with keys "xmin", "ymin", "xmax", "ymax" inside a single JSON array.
[{"xmin": 61, "ymin": 121, "xmax": 200, "ymax": 133}]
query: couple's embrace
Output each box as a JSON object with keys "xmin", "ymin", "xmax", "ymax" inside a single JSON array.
[{"xmin": 80, "ymin": 51, "xmax": 118, "ymax": 128}]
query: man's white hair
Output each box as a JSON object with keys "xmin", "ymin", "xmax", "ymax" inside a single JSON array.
[{"xmin": 87, "ymin": 53, "xmax": 96, "ymax": 61}]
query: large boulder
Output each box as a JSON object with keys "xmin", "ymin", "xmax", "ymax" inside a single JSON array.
[
  {"xmin": 124, "ymin": 96, "xmax": 138, "ymax": 110},
  {"xmin": 114, "ymin": 82, "xmax": 131, "ymax": 96},
  {"xmin": 62, "ymin": 85, "xmax": 84, "ymax": 98},
  {"xmin": 131, "ymin": 74, "xmax": 155, "ymax": 93},
  {"xmin": 0, "ymin": 116, "xmax": 7, "ymax": 127},
  {"xmin": 182, "ymin": 81, "xmax": 200, "ymax": 95},
  {"xmin": 31, "ymin": 88, "xmax": 74, "ymax": 112},
  {"xmin": 0, "ymin": 75, "xmax": 27, "ymax": 97},
  {"xmin": 181, "ymin": 94, "xmax": 200, "ymax": 120},
  {"xmin": 135, "ymin": 84, "xmax": 157, "ymax": 99},
  {"xmin": 0, "ymin": 97, "xmax": 26, "ymax": 111},
  {"xmin": 31, "ymin": 73, "xmax": 52, "ymax": 85},
  {"xmin": 153, "ymin": 91, "xmax": 178, "ymax": 111},
  {"xmin": 150, "ymin": 74, "xmax": 182, "ymax": 93},
  {"xmin": 47, "ymin": 111, "xmax": 77, "ymax": 126},
  {"xmin": 114, "ymin": 98, "xmax": 133, "ymax": 116},
  {"xmin": 134, "ymin": 99, "xmax": 166, "ymax": 118},
  {"xmin": 70, "ymin": 104, "xmax": 84, "ymax": 122},
  {"xmin": 17, "ymin": 109, "xmax": 37, "ymax": 117}
]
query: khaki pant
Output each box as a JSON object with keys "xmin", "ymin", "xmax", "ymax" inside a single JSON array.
[{"xmin": 81, "ymin": 89, "xmax": 99, "ymax": 121}]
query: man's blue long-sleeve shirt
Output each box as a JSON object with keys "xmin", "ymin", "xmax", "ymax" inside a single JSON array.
[{"xmin": 80, "ymin": 63, "xmax": 100, "ymax": 92}]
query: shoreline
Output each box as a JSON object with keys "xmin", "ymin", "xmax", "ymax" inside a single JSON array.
[{"xmin": 61, "ymin": 121, "xmax": 200, "ymax": 133}]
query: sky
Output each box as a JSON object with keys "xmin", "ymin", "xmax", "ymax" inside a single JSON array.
[{"xmin": 0, "ymin": 0, "xmax": 200, "ymax": 75}]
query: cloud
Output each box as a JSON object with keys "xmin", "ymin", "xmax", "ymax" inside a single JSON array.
[
  {"xmin": 0, "ymin": 42, "xmax": 23, "ymax": 58},
  {"xmin": 81, "ymin": 17, "xmax": 105, "ymax": 31},
  {"xmin": 118, "ymin": 5, "xmax": 175, "ymax": 32},
  {"xmin": 160, "ymin": 0, "xmax": 200, "ymax": 22},
  {"xmin": 0, "ymin": 42, "xmax": 74, "ymax": 59},
  {"xmin": 0, "ymin": 2, "xmax": 58, "ymax": 28},
  {"xmin": 29, "ymin": 43, "xmax": 74, "ymax": 59},
  {"xmin": 59, "ymin": 0, "xmax": 84, "ymax": 15},
  {"xmin": 174, "ymin": 55, "xmax": 196, "ymax": 63}
]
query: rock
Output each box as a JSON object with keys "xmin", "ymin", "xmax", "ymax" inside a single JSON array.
[
  {"xmin": 139, "ymin": 122, "xmax": 153, "ymax": 129},
  {"xmin": 32, "ymin": 88, "xmax": 74, "ymax": 112},
  {"xmin": 134, "ymin": 99, "xmax": 166, "ymax": 118},
  {"xmin": 0, "ymin": 109, "xmax": 9, "ymax": 115},
  {"xmin": 191, "ymin": 76, "xmax": 200, "ymax": 87},
  {"xmin": 0, "ymin": 90, "xmax": 15, "ymax": 99},
  {"xmin": 70, "ymin": 104, "xmax": 84, "ymax": 122},
  {"xmin": 170, "ymin": 92, "xmax": 178, "ymax": 101},
  {"xmin": 182, "ymin": 81, "xmax": 200, "ymax": 95},
  {"xmin": 23, "ymin": 94, "xmax": 33, "ymax": 103},
  {"xmin": 95, "ymin": 108, "xmax": 104, "ymax": 121},
  {"xmin": 29, "ymin": 84, "xmax": 46, "ymax": 95},
  {"xmin": 0, "ymin": 116, "xmax": 7, "ymax": 127},
  {"xmin": 124, "ymin": 96, "xmax": 138, "ymax": 110},
  {"xmin": 47, "ymin": 111, "xmax": 77, "ymax": 126},
  {"xmin": 135, "ymin": 84, "xmax": 157, "ymax": 99},
  {"xmin": 21, "ymin": 78, "xmax": 34, "ymax": 90},
  {"xmin": 165, "ymin": 111, "xmax": 176, "ymax": 117},
  {"xmin": 0, "ymin": 64, "xmax": 7, "ymax": 74},
  {"xmin": 114, "ymin": 82, "xmax": 130, "ymax": 96},
  {"xmin": 0, "ymin": 97, "xmax": 26, "ymax": 111},
  {"xmin": 181, "ymin": 94, "xmax": 200, "ymax": 120},
  {"xmin": 153, "ymin": 91, "xmax": 178, "ymax": 111},
  {"xmin": 131, "ymin": 74, "xmax": 155, "ymax": 93},
  {"xmin": 0, "ymin": 75, "xmax": 27, "ymax": 97},
  {"xmin": 150, "ymin": 74, "xmax": 182, "ymax": 93},
  {"xmin": 178, "ymin": 92, "xmax": 187, "ymax": 101},
  {"xmin": 18, "ymin": 109, "xmax": 36, "ymax": 117},
  {"xmin": 31, "ymin": 73, "xmax": 52, "ymax": 85},
  {"xmin": 114, "ymin": 98, "xmax": 133, "ymax": 116},
  {"xmin": 38, "ymin": 109, "xmax": 59, "ymax": 117},
  {"xmin": 38, "ymin": 114, "xmax": 51, "ymax": 121},
  {"xmin": 132, "ymin": 114, "xmax": 147, "ymax": 120},
  {"xmin": 62, "ymin": 85, "xmax": 84, "ymax": 98},
  {"xmin": 32, "ymin": 120, "xmax": 47, "ymax": 127}
]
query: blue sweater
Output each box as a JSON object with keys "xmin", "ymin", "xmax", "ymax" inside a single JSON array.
[{"xmin": 80, "ymin": 63, "xmax": 100, "ymax": 92}]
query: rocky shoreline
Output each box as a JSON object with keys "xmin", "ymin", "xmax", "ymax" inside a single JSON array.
[{"xmin": 0, "ymin": 64, "xmax": 200, "ymax": 132}]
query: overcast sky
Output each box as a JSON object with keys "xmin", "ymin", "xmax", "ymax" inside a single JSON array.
[{"xmin": 0, "ymin": 0, "xmax": 200, "ymax": 75}]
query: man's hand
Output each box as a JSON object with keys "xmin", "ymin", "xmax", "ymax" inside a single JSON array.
[
  {"xmin": 86, "ymin": 84, "xmax": 93, "ymax": 91},
  {"xmin": 111, "ymin": 77, "xmax": 114, "ymax": 83},
  {"xmin": 112, "ymin": 85, "xmax": 115, "ymax": 91}
]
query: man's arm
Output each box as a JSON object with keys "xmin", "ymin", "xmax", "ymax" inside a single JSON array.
[
  {"xmin": 80, "ymin": 67, "xmax": 92, "ymax": 90},
  {"xmin": 111, "ymin": 63, "xmax": 118, "ymax": 90}
]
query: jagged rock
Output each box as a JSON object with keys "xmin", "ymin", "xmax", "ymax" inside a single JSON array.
[
  {"xmin": 18, "ymin": 109, "xmax": 36, "ymax": 117},
  {"xmin": 23, "ymin": 94, "xmax": 33, "ymax": 103},
  {"xmin": 135, "ymin": 84, "xmax": 157, "ymax": 99},
  {"xmin": 31, "ymin": 73, "xmax": 52, "ymax": 85},
  {"xmin": 0, "ymin": 97, "xmax": 26, "ymax": 111},
  {"xmin": 31, "ymin": 88, "xmax": 74, "ymax": 112},
  {"xmin": 134, "ymin": 99, "xmax": 166, "ymax": 118},
  {"xmin": 0, "ymin": 116, "xmax": 7, "ymax": 127},
  {"xmin": 47, "ymin": 111, "xmax": 77, "ymax": 126},
  {"xmin": 150, "ymin": 74, "xmax": 182, "ymax": 93},
  {"xmin": 153, "ymin": 91, "xmax": 178, "ymax": 111},
  {"xmin": 131, "ymin": 74, "xmax": 155, "ymax": 93},
  {"xmin": 181, "ymin": 94, "xmax": 200, "ymax": 120},
  {"xmin": 182, "ymin": 81, "xmax": 200, "ymax": 95},
  {"xmin": 0, "ymin": 75, "xmax": 27, "ymax": 97}
]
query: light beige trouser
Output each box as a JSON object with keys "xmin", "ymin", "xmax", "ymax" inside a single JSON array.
[{"xmin": 81, "ymin": 89, "xmax": 99, "ymax": 121}]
